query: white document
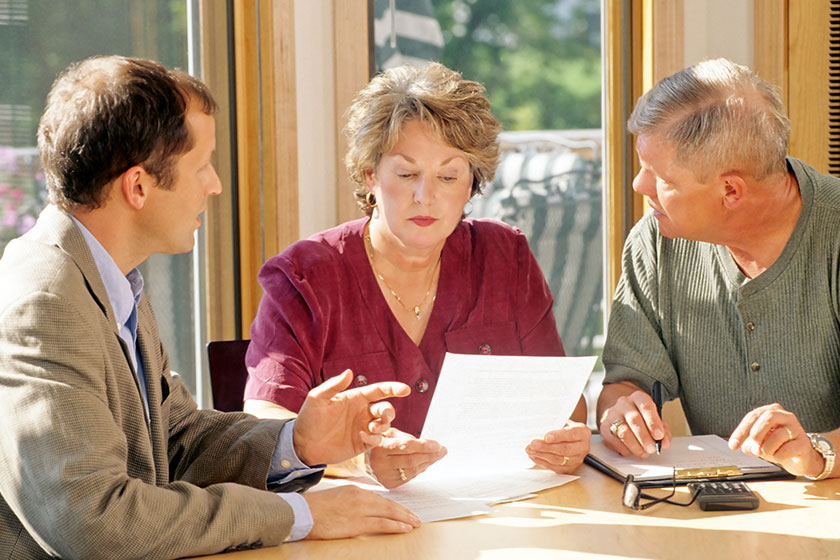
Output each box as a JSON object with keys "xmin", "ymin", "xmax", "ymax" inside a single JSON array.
[
  {"xmin": 310, "ymin": 470, "xmax": 578, "ymax": 523},
  {"xmin": 386, "ymin": 469, "xmax": 579, "ymax": 521},
  {"xmin": 420, "ymin": 353, "xmax": 597, "ymax": 474},
  {"xmin": 311, "ymin": 353, "xmax": 596, "ymax": 523},
  {"xmin": 309, "ymin": 475, "xmax": 495, "ymax": 522}
]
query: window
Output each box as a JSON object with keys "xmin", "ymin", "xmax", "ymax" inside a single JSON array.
[{"xmin": 0, "ymin": 0, "xmax": 204, "ymax": 395}]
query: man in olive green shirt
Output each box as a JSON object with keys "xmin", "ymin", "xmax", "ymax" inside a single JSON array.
[{"xmin": 598, "ymin": 58, "xmax": 839, "ymax": 482}]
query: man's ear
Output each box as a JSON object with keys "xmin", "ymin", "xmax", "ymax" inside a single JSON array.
[
  {"xmin": 720, "ymin": 172, "xmax": 746, "ymax": 210},
  {"xmin": 120, "ymin": 165, "xmax": 151, "ymax": 210}
]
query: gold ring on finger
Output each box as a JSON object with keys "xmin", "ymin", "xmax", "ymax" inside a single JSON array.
[
  {"xmin": 784, "ymin": 426, "xmax": 794, "ymax": 442},
  {"xmin": 610, "ymin": 419, "xmax": 626, "ymax": 437},
  {"xmin": 398, "ymin": 467, "xmax": 408, "ymax": 481},
  {"xmin": 561, "ymin": 456, "xmax": 569, "ymax": 466}
]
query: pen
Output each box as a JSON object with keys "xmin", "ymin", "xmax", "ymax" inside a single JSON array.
[{"xmin": 652, "ymin": 380, "xmax": 663, "ymax": 454}]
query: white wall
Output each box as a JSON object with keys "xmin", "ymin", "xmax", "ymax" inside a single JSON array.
[
  {"xmin": 683, "ymin": 0, "xmax": 753, "ymax": 69},
  {"xmin": 294, "ymin": 1, "xmax": 338, "ymax": 239}
]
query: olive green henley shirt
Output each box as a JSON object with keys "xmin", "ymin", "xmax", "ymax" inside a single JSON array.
[{"xmin": 603, "ymin": 157, "xmax": 840, "ymax": 436}]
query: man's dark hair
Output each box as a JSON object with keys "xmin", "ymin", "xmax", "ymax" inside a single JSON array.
[{"xmin": 37, "ymin": 55, "xmax": 218, "ymax": 210}]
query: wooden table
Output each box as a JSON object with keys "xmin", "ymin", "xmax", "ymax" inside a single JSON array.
[{"xmin": 199, "ymin": 465, "xmax": 840, "ymax": 559}]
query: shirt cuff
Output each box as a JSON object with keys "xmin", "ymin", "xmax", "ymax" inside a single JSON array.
[
  {"xmin": 268, "ymin": 419, "xmax": 325, "ymax": 485},
  {"xmin": 276, "ymin": 492, "xmax": 313, "ymax": 541}
]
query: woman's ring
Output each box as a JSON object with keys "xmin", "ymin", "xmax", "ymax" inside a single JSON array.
[
  {"xmin": 784, "ymin": 426, "xmax": 794, "ymax": 442},
  {"xmin": 561, "ymin": 456, "xmax": 569, "ymax": 466},
  {"xmin": 398, "ymin": 467, "xmax": 408, "ymax": 481},
  {"xmin": 610, "ymin": 419, "xmax": 626, "ymax": 437}
]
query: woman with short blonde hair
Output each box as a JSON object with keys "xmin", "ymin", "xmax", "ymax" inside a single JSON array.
[{"xmin": 245, "ymin": 62, "xmax": 590, "ymax": 488}]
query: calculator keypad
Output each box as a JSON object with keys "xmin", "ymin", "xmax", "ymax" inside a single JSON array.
[{"xmin": 688, "ymin": 481, "xmax": 759, "ymax": 511}]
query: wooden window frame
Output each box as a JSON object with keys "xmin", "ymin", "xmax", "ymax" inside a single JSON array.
[
  {"xmin": 202, "ymin": 1, "xmax": 370, "ymax": 342},
  {"xmin": 200, "ymin": 0, "xmax": 238, "ymax": 343},
  {"xmin": 603, "ymin": 0, "xmax": 683, "ymax": 301}
]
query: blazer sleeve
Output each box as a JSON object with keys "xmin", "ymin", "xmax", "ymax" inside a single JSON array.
[
  {"xmin": 162, "ymin": 362, "xmax": 324, "ymax": 494},
  {"xmin": 0, "ymin": 289, "xmax": 298, "ymax": 560}
]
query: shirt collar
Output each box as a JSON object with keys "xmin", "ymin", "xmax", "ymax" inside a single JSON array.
[{"xmin": 70, "ymin": 216, "xmax": 144, "ymax": 327}]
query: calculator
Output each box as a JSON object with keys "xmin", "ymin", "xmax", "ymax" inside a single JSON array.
[{"xmin": 687, "ymin": 481, "xmax": 760, "ymax": 511}]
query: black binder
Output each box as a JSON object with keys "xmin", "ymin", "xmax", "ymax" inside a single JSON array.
[{"xmin": 586, "ymin": 435, "xmax": 793, "ymax": 488}]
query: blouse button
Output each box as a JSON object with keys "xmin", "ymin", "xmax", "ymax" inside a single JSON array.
[
  {"xmin": 354, "ymin": 374, "xmax": 368, "ymax": 387},
  {"xmin": 746, "ymin": 322, "xmax": 756, "ymax": 332},
  {"xmin": 415, "ymin": 378, "xmax": 430, "ymax": 393},
  {"xmin": 478, "ymin": 343, "xmax": 492, "ymax": 355},
  {"xmin": 750, "ymin": 362, "xmax": 760, "ymax": 372}
]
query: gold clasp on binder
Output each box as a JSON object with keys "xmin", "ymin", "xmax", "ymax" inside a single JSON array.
[{"xmin": 674, "ymin": 466, "xmax": 743, "ymax": 480}]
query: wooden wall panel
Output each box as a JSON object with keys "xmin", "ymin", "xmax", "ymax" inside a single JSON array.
[
  {"xmin": 788, "ymin": 0, "xmax": 830, "ymax": 173},
  {"xmin": 270, "ymin": 2, "xmax": 300, "ymax": 262},
  {"xmin": 754, "ymin": 0, "xmax": 788, "ymax": 105},
  {"xmin": 651, "ymin": 0, "xmax": 684, "ymax": 82},
  {"xmin": 334, "ymin": 0, "xmax": 371, "ymax": 225}
]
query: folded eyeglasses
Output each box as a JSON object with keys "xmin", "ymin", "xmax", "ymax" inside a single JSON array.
[{"xmin": 621, "ymin": 468, "xmax": 699, "ymax": 511}]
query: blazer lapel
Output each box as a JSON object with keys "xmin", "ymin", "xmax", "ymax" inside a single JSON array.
[
  {"xmin": 34, "ymin": 207, "xmax": 148, "ymax": 390},
  {"xmin": 136, "ymin": 308, "xmax": 170, "ymax": 484}
]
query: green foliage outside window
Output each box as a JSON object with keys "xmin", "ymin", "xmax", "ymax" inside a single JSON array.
[{"xmin": 432, "ymin": 0, "xmax": 601, "ymax": 132}]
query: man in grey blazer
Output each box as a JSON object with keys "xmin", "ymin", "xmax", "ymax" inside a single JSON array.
[{"xmin": 0, "ymin": 55, "xmax": 420, "ymax": 560}]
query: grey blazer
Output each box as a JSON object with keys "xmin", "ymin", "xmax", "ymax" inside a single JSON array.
[{"xmin": 0, "ymin": 206, "xmax": 312, "ymax": 559}]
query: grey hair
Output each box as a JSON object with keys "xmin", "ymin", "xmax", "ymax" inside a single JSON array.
[{"xmin": 627, "ymin": 58, "xmax": 790, "ymax": 181}]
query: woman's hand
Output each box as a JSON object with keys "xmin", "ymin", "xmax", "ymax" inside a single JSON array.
[
  {"xmin": 526, "ymin": 420, "xmax": 592, "ymax": 473},
  {"xmin": 367, "ymin": 428, "xmax": 447, "ymax": 489}
]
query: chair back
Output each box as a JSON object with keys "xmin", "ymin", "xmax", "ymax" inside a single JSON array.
[{"xmin": 206, "ymin": 339, "xmax": 251, "ymax": 412}]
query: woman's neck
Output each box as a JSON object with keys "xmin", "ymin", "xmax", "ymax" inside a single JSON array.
[
  {"xmin": 366, "ymin": 219, "xmax": 444, "ymax": 277},
  {"xmin": 364, "ymin": 219, "xmax": 444, "ymax": 342}
]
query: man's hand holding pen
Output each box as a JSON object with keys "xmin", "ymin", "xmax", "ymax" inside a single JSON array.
[
  {"xmin": 652, "ymin": 381, "xmax": 663, "ymax": 454},
  {"xmin": 597, "ymin": 381, "xmax": 673, "ymax": 458}
]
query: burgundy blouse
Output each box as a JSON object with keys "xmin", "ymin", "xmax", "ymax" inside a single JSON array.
[{"xmin": 244, "ymin": 218, "xmax": 564, "ymax": 437}]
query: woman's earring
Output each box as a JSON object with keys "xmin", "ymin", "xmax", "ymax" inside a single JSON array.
[
  {"xmin": 365, "ymin": 191, "xmax": 377, "ymax": 208},
  {"xmin": 464, "ymin": 199, "xmax": 473, "ymax": 216}
]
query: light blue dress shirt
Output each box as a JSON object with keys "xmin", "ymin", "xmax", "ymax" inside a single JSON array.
[{"xmin": 71, "ymin": 217, "xmax": 316, "ymax": 541}]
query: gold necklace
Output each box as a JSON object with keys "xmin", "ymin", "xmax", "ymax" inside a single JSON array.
[{"xmin": 364, "ymin": 234, "xmax": 440, "ymax": 320}]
